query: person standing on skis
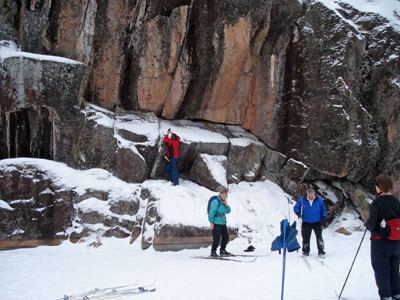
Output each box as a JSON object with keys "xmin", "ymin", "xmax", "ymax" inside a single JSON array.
[
  {"xmin": 293, "ymin": 186, "xmax": 327, "ymax": 257},
  {"xmin": 367, "ymin": 174, "xmax": 400, "ymax": 300},
  {"xmin": 208, "ymin": 188, "xmax": 231, "ymax": 257},
  {"xmin": 163, "ymin": 128, "xmax": 180, "ymax": 186}
]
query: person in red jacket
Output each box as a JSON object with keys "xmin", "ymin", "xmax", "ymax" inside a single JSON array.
[{"xmin": 163, "ymin": 128, "xmax": 180, "ymax": 185}]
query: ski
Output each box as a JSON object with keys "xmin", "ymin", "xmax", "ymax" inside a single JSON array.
[
  {"xmin": 229, "ymin": 254, "xmax": 270, "ymax": 258},
  {"xmin": 300, "ymin": 255, "xmax": 312, "ymax": 271},
  {"xmin": 59, "ymin": 283, "xmax": 156, "ymax": 300},
  {"xmin": 192, "ymin": 255, "xmax": 257, "ymax": 263}
]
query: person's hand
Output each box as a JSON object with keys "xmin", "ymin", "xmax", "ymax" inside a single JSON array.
[
  {"xmin": 210, "ymin": 223, "xmax": 214, "ymax": 230},
  {"xmin": 164, "ymin": 155, "xmax": 170, "ymax": 162},
  {"xmin": 321, "ymin": 219, "xmax": 327, "ymax": 227}
]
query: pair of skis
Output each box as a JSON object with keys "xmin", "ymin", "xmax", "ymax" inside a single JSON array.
[
  {"xmin": 192, "ymin": 253, "xmax": 267, "ymax": 263},
  {"xmin": 60, "ymin": 282, "xmax": 156, "ymax": 300}
]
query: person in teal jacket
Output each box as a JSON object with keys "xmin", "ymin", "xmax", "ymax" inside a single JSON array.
[{"xmin": 208, "ymin": 188, "xmax": 231, "ymax": 257}]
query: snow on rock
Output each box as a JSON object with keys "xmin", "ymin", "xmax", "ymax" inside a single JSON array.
[
  {"xmin": 314, "ymin": 0, "xmax": 400, "ymax": 32},
  {"xmin": 0, "ymin": 157, "xmax": 297, "ymax": 251},
  {"xmin": 0, "ymin": 200, "xmax": 14, "ymax": 211},
  {"xmin": 160, "ymin": 120, "xmax": 229, "ymax": 145},
  {"xmin": 0, "ymin": 40, "xmax": 84, "ymax": 64},
  {"xmin": 201, "ymin": 154, "xmax": 228, "ymax": 187}
]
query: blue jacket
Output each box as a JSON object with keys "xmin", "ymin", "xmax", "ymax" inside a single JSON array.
[
  {"xmin": 271, "ymin": 219, "xmax": 301, "ymax": 253},
  {"xmin": 208, "ymin": 196, "xmax": 231, "ymax": 225},
  {"xmin": 293, "ymin": 196, "xmax": 327, "ymax": 223}
]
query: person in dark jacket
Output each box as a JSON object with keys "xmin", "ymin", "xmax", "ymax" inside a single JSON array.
[
  {"xmin": 293, "ymin": 187, "xmax": 327, "ymax": 256},
  {"xmin": 367, "ymin": 174, "xmax": 400, "ymax": 300},
  {"xmin": 163, "ymin": 128, "xmax": 180, "ymax": 186},
  {"xmin": 208, "ymin": 188, "xmax": 231, "ymax": 257}
]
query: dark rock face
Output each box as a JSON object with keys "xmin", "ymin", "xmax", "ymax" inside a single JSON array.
[
  {"xmin": 0, "ymin": 162, "xmax": 144, "ymax": 248},
  {"xmin": 2, "ymin": 1, "xmax": 399, "ymax": 191},
  {"xmin": 0, "ymin": 164, "xmax": 74, "ymax": 243},
  {"xmin": 280, "ymin": 2, "xmax": 380, "ymax": 184}
]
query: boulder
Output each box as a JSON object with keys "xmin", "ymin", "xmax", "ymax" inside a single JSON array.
[
  {"xmin": 225, "ymin": 126, "xmax": 268, "ymax": 184},
  {"xmin": 153, "ymin": 224, "xmax": 237, "ymax": 252},
  {"xmin": 189, "ymin": 154, "xmax": 228, "ymax": 192},
  {"xmin": 0, "ymin": 163, "xmax": 74, "ymax": 248},
  {"xmin": 280, "ymin": 158, "xmax": 310, "ymax": 196},
  {"xmin": 0, "ymin": 159, "xmax": 144, "ymax": 248},
  {"xmin": 259, "ymin": 147, "xmax": 287, "ymax": 183}
]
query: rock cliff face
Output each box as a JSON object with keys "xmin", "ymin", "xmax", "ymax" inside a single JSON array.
[
  {"xmin": 0, "ymin": 0, "xmax": 400, "ymax": 243},
  {"xmin": 1, "ymin": 0, "xmax": 398, "ymax": 192}
]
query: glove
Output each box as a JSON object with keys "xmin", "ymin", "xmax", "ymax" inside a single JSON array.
[{"xmin": 321, "ymin": 219, "xmax": 327, "ymax": 227}]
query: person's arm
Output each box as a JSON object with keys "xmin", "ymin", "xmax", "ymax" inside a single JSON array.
[
  {"xmin": 293, "ymin": 198, "xmax": 302, "ymax": 217},
  {"xmin": 367, "ymin": 201, "xmax": 379, "ymax": 232},
  {"xmin": 173, "ymin": 136, "xmax": 180, "ymax": 159},
  {"xmin": 320, "ymin": 198, "xmax": 327, "ymax": 220},
  {"xmin": 208, "ymin": 199, "xmax": 219, "ymax": 227},
  {"xmin": 223, "ymin": 200, "xmax": 231, "ymax": 214}
]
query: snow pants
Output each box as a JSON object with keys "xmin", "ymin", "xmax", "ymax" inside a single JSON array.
[
  {"xmin": 371, "ymin": 239, "xmax": 400, "ymax": 298},
  {"xmin": 165, "ymin": 157, "xmax": 179, "ymax": 185},
  {"xmin": 301, "ymin": 222, "xmax": 324, "ymax": 254},
  {"xmin": 212, "ymin": 224, "xmax": 229, "ymax": 252}
]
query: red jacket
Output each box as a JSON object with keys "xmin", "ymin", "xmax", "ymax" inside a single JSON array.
[{"xmin": 163, "ymin": 134, "xmax": 180, "ymax": 159}]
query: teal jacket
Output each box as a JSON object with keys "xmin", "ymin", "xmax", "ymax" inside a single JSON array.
[{"xmin": 208, "ymin": 196, "xmax": 231, "ymax": 225}]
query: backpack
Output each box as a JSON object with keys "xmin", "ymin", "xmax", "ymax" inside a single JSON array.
[
  {"xmin": 387, "ymin": 219, "xmax": 400, "ymax": 240},
  {"xmin": 207, "ymin": 196, "xmax": 220, "ymax": 214}
]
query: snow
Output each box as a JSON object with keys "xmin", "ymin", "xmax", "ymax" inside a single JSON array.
[
  {"xmin": 0, "ymin": 199, "xmax": 14, "ymax": 211},
  {"xmin": 81, "ymin": 105, "xmax": 230, "ymax": 158},
  {"xmin": 201, "ymin": 154, "xmax": 228, "ymax": 187},
  {"xmin": 313, "ymin": 0, "xmax": 400, "ymax": 32},
  {"xmin": 392, "ymin": 78, "xmax": 400, "ymax": 88},
  {"xmin": 160, "ymin": 120, "xmax": 229, "ymax": 144},
  {"xmin": 0, "ymin": 40, "xmax": 84, "ymax": 65},
  {"xmin": 0, "ymin": 158, "xmax": 381, "ymax": 299},
  {"xmin": 0, "ymin": 158, "xmax": 138, "ymax": 199},
  {"xmin": 0, "ymin": 216, "xmax": 377, "ymax": 300},
  {"xmin": 11, "ymin": 229, "xmax": 25, "ymax": 235}
]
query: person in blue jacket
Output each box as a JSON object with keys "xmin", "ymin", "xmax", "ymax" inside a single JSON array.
[
  {"xmin": 208, "ymin": 188, "xmax": 231, "ymax": 257},
  {"xmin": 293, "ymin": 186, "xmax": 327, "ymax": 256}
]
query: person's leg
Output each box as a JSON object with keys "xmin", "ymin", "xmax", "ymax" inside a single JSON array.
[
  {"xmin": 371, "ymin": 240, "xmax": 392, "ymax": 298},
  {"xmin": 390, "ymin": 244, "xmax": 400, "ymax": 298},
  {"xmin": 313, "ymin": 222, "xmax": 325, "ymax": 254},
  {"xmin": 211, "ymin": 224, "xmax": 222, "ymax": 255},
  {"xmin": 165, "ymin": 160, "xmax": 171, "ymax": 182},
  {"xmin": 220, "ymin": 225, "xmax": 230, "ymax": 251},
  {"xmin": 302, "ymin": 222, "xmax": 312, "ymax": 255},
  {"xmin": 170, "ymin": 158, "xmax": 179, "ymax": 185}
]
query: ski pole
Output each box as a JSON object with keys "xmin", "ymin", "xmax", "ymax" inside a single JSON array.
[
  {"xmin": 286, "ymin": 196, "xmax": 291, "ymax": 222},
  {"xmin": 281, "ymin": 220, "xmax": 288, "ymax": 300},
  {"xmin": 337, "ymin": 228, "xmax": 367, "ymax": 300}
]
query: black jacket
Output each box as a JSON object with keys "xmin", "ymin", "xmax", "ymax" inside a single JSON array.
[{"xmin": 367, "ymin": 195, "xmax": 400, "ymax": 237}]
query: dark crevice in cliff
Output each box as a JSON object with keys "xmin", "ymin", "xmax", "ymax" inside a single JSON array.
[
  {"xmin": 144, "ymin": 0, "xmax": 190, "ymax": 20},
  {"xmin": 46, "ymin": 0, "xmax": 61, "ymax": 48},
  {"xmin": 119, "ymin": 1, "xmax": 143, "ymax": 111},
  {"xmin": 3, "ymin": 106, "xmax": 54, "ymax": 160},
  {"xmin": 175, "ymin": 0, "xmax": 223, "ymax": 119},
  {"xmin": 12, "ymin": 0, "xmax": 22, "ymax": 34}
]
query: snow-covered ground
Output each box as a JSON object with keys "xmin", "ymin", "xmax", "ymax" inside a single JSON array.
[{"xmin": 0, "ymin": 207, "xmax": 376, "ymax": 300}]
